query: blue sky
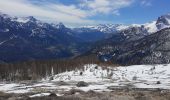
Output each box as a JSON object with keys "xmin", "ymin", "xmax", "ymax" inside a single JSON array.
[{"xmin": 0, "ymin": 0, "xmax": 170, "ymax": 26}]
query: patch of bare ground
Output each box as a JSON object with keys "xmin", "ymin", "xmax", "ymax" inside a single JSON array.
[{"xmin": 1, "ymin": 89, "xmax": 170, "ymax": 100}]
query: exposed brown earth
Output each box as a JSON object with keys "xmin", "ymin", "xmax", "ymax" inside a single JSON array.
[{"xmin": 1, "ymin": 88, "xmax": 170, "ymax": 100}]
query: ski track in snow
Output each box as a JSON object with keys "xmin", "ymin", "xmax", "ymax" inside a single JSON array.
[{"xmin": 0, "ymin": 64, "xmax": 170, "ymax": 96}]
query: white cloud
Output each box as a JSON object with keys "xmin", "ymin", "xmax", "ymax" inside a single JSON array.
[
  {"xmin": 47, "ymin": 4, "xmax": 89, "ymax": 18},
  {"xmin": 141, "ymin": 0, "xmax": 152, "ymax": 6},
  {"xmin": 0, "ymin": 0, "xmax": 93, "ymax": 25},
  {"xmin": 81, "ymin": 0, "xmax": 134, "ymax": 15},
  {"xmin": 0, "ymin": 0, "xmax": 135, "ymax": 26}
]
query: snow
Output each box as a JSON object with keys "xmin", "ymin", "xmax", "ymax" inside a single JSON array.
[
  {"xmin": 52, "ymin": 64, "xmax": 111, "ymax": 83},
  {"xmin": 167, "ymin": 18, "xmax": 170, "ymax": 24},
  {"xmin": 5, "ymin": 29, "xmax": 9, "ymax": 32},
  {"xmin": 0, "ymin": 36, "xmax": 16, "ymax": 45},
  {"xmin": 0, "ymin": 64, "xmax": 170, "ymax": 94},
  {"xmin": 0, "ymin": 29, "xmax": 9, "ymax": 33},
  {"xmin": 10, "ymin": 17, "xmax": 30, "ymax": 23},
  {"xmin": 79, "ymin": 20, "xmax": 170, "ymax": 36},
  {"xmin": 29, "ymin": 93, "xmax": 50, "ymax": 98},
  {"xmin": 113, "ymin": 65, "xmax": 169, "ymax": 81},
  {"xmin": 144, "ymin": 21, "xmax": 158, "ymax": 33},
  {"xmin": 29, "ymin": 93, "xmax": 64, "ymax": 98},
  {"xmin": 0, "ymin": 83, "xmax": 19, "ymax": 92},
  {"xmin": 46, "ymin": 64, "xmax": 170, "ymax": 90},
  {"xmin": 15, "ymin": 17, "xmax": 30, "ymax": 23},
  {"xmin": 81, "ymin": 24, "xmax": 129, "ymax": 34},
  {"xmin": 80, "ymin": 21, "xmax": 166, "ymax": 35},
  {"xmin": 116, "ymin": 25, "xmax": 129, "ymax": 31},
  {"xmin": 0, "ymin": 40, "xmax": 6, "ymax": 45},
  {"xmin": 130, "ymin": 24, "xmax": 141, "ymax": 27}
]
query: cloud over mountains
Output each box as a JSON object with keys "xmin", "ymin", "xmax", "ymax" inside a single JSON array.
[{"xmin": 0, "ymin": 0, "xmax": 152, "ymax": 26}]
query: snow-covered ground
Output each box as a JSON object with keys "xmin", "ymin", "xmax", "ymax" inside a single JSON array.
[{"xmin": 0, "ymin": 64, "xmax": 170, "ymax": 97}]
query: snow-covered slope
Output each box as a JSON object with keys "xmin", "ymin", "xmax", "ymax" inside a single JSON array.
[
  {"xmin": 51, "ymin": 64, "xmax": 170, "ymax": 89},
  {"xmin": 52, "ymin": 64, "xmax": 110, "ymax": 82},
  {"xmin": 0, "ymin": 64, "xmax": 170, "ymax": 95},
  {"xmin": 144, "ymin": 21, "xmax": 158, "ymax": 33}
]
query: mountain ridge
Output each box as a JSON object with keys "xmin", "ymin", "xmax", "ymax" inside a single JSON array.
[
  {"xmin": 87, "ymin": 28, "xmax": 170, "ymax": 65},
  {"xmin": 1, "ymin": 12, "xmax": 170, "ymax": 63}
]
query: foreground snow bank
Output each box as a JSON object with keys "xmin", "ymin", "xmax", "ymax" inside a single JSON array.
[
  {"xmin": 50, "ymin": 64, "xmax": 170, "ymax": 89},
  {"xmin": 0, "ymin": 64, "xmax": 170, "ymax": 94}
]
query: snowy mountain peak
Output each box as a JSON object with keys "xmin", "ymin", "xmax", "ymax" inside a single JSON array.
[
  {"xmin": 79, "ymin": 14, "xmax": 170, "ymax": 36},
  {"xmin": 144, "ymin": 21, "xmax": 158, "ymax": 33},
  {"xmin": 12, "ymin": 17, "xmax": 35, "ymax": 23},
  {"xmin": 25, "ymin": 16, "xmax": 37, "ymax": 22},
  {"xmin": 81, "ymin": 24, "xmax": 129, "ymax": 34},
  {"xmin": 0, "ymin": 12, "xmax": 38, "ymax": 23},
  {"xmin": 156, "ymin": 14, "xmax": 170, "ymax": 30},
  {"xmin": 57, "ymin": 22, "xmax": 65, "ymax": 28},
  {"xmin": 52, "ymin": 22, "xmax": 66, "ymax": 29},
  {"xmin": 0, "ymin": 12, "xmax": 11, "ymax": 19}
]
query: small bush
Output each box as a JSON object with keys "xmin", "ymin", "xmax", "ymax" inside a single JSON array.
[
  {"xmin": 156, "ymin": 81, "xmax": 161, "ymax": 84},
  {"xmin": 80, "ymin": 72, "xmax": 83, "ymax": 76},
  {"xmin": 76, "ymin": 81, "xmax": 89, "ymax": 87},
  {"xmin": 132, "ymin": 76, "xmax": 137, "ymax": 80}
]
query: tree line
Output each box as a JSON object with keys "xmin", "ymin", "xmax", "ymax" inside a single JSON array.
[{"xmin": 0, "ymin": 54, "xmax": 113, "ymax": 82}]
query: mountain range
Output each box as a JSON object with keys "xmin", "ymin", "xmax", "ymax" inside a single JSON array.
[
  {"xmin": 0, "ymin": 13, "xmax": 88, "ymax": 62},
  {"xmin": 0, "ymin": 12, "xmax": 170, "ymax": 64}
]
